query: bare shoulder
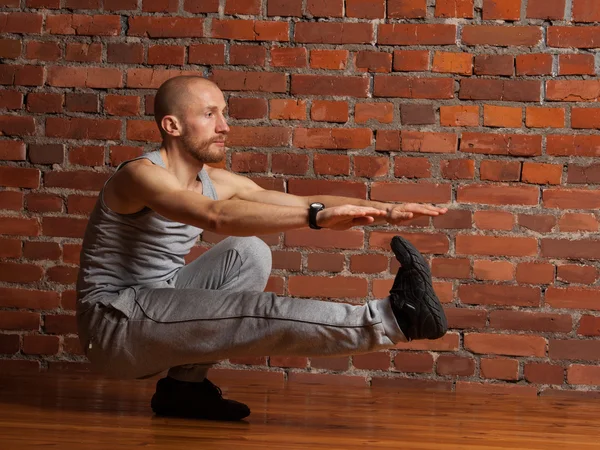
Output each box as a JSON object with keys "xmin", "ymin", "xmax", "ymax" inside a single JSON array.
[
  {"xmin": 105, "ymin": 159, "xmax": 176, "ymax": 214},
  {"xmin": 205, "ymin": 166, "xmax": 262, "ymax": 200}
]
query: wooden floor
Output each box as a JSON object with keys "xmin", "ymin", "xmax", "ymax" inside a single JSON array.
[{"xmin": 1, "ymin": 372, "xmax": 600, "ymax": 449}]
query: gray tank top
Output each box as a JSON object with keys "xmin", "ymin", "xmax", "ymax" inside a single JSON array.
[{"xmin": 76, "ymin": 150, "xmax": 217, "ymax": 305}]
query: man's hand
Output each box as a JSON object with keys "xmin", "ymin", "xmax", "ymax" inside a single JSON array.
[
  {"xmin": 316, "ymin": 205, "xmax": 388, "ymax": 230},
  {"xmin": 385, "ymin": 203, "xmax": 448, "ymax": 225}
]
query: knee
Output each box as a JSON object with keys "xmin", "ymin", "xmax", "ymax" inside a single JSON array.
[{"xmin": 226, "ymin": 236, "xmax": 272, "ymax": 284}]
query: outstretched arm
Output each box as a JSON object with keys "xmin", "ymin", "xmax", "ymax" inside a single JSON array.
[
  {"xmin": 208, "ymin": 168, "xmax": 448, "ymax": 225},
  {"xmin": 113, "ymin": 161, "xmax": 387, "ymax": 236}
]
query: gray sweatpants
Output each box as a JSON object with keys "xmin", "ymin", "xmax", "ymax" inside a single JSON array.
[{"xmin": 78, "ymin": 237, "xmax": 406, "ymax": 382}]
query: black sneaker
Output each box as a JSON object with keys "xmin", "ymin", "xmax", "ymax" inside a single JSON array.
[
  {"xmin": 150, "ymin": 377, "xmax": 250, "ymax": 421},
  {"xmin": 388, "ymin": 235, "xmax": 448, "ymax": 341}
]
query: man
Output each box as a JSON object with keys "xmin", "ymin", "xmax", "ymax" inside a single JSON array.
[{"xmin": 76, "ymin": 75, "xmax": 449, "ymax": 421}]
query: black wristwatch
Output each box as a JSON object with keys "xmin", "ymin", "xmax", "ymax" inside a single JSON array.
[{"xmin": 309, "ymin": 202, "xmax": 325, "ymax": 229}]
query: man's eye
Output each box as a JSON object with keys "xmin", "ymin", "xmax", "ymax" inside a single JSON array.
[{"xmin": 207, "ymin": 112, "xmax": 213, "ymax": 118}]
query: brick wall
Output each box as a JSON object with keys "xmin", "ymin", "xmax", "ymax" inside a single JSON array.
[{"xmin": 1, "ymin": 0, "xmax": 600, "ymax": 397}]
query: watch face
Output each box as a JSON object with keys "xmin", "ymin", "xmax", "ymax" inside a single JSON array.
[{"xmin": 311, "ymin": 202, "xmax": 324, "ymax": 208}]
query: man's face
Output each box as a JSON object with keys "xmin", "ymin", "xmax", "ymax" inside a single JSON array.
[{"xmin": 178, "ymin": 84, "xmax": 230, "ymax": 164}]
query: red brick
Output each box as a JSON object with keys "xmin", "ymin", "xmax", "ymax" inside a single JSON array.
[
  {"xmin": 0, "ymin": 166, "xmax": 40, "ymax": 189},
  {"xmin": 0, "ymin": 238, "xmax": 21, "ymax": 258},
  {"xmin": 491, "ymin": 310, "xmax": 571, "ymax": 333},
  {"xmin": 459, "ymin": 132, "xmax": 541, "ymax": 156},
  {"xmin": 375, "ymin": 130, "xmax": 400, "ymax": 151},
  {"xmin": 42, "ymin": 217, "xmax": 89, "ymax": 238},
  {"xmin": 516, "ymin": 53, "xmax": 553, "ymax": 76},
  {"xmin": 285, "ymin": 229, "xmax": 364, "ymax": 250},
  {"xmin": 459, "ymin": 284, "xmax": 540, "ymax": 307},
  {"xmin": 271, "ymin": 251, "xmax": 301, "ymax": 271},
  {"xmin": 28, "ymin": 143, "xmax": 64, "ymax": 165},
  {"xmin": 524, "ymin": 363, "xmax": 564, "ymax": 384},
  {"xmin": 267, "ymin": 0, "xmax": 302, "ymax": 16},
  {"xmin": 550, "ymin": 338, "xmax": 600, "ymax": 361},
  {"xmin": 310, "ymin": 49, "xmax": 348, "ymax": 70},
  {"xmin": 231, "ymin": 152, "xmax": 268, "ymax": 173},
  {"xmin": 458, "ymin": 184, "xmax": 539, "ymax": 206},
  {"xmin": 346, "ymin": 0, "xmax": 384, "ymax": 18},
  {"xmin": 568, "ymin": 365, "xmax": 600, "ymax": 385},
  {"xmin": 65, "ymin": 93, "xmax": 98, "ymax": 113},
  {"xmin": 558, "ymin": 213, "xmax": 598, "ymax": 232},
  {"xmin": 0, "ymin": 116, "xmax": 35, "ymax": 138},
  {"xmin": 310, "ymin": 101, "xmax": 348, "ymax": 123},
  {"xmin": 46, "ymin": 14, "xmax": 120, "ymax": 35},
  {"xmin": 128, "ymin": 16, "xmax": 203, "ymax": 38},
  {"xmin": 0, "ymin": 311, "xmax": 40, "ymax": 331},
  {"xmin": 431, "ymin": 258, "xmax": 471, "ymax": 279},
  {"xmin": 104, "ymin": 95, "xmax": 140, "ymax": 117},
  {"xmin": 228, "ymin": 97, "xmax": 267, "ymax": 120},
  {"xmin": 355, "ymin": 51, "xmax": 391, "ymax": 73},
  {"xmin": 460, "ymin": 79, "xmax": 540, "ymax": 101},
  {"xmin": 107, "ymin": 43, "xmax": 144, "ymax": 64},
  {"xmin": 436, "ymin": 354, "xmax": 475, "ymax": 377},
  {"xmin": 313, "ymin": 154, "xmax": 350, "ymax": 176},
  {"xmin": 270, "ymin": 47, "xmax": 306, "ymax": 68},
  {"xmin": 294, "ymin": 128, "xmax": 370, "ymax": 149},
  {"xmin": 288, "ymin": 179, "xmax": 366, "ymax": 199},
  {"xmin": 0, "ymin": 12, "xmax": 43, "ymax": 34},
  {"xmin": 393, "ymin": 50, "xmax": 429, "ymax": 71},
  {"xmin": 387, "ymin": 0, "xmax": 426, "ymax": 18},
  {"xmin": 353, "ymin": 352, "xmax": 390, "ymax": 370},
  {"xmin": 69, "ymin": 146, "xmax": 104, "ymax": 167},
  {"xmin": 439, "ymin": 106, "xmax": 478, "ymax": 127},
  {"xmin": 371, "ymin": 182, "xmax": 451, "ymax": 204},
  {"xmin": 46, "ymin": 265, "xmax": 79, "ymax": 284},
  {"xmin": 44, "ymin": 171, "xmax": 109, "ymax": 191},
  {"xmin": 462, "ymin": 25, "xmax": 542, "ymax": 46},
  {"xmin": 0, "ymin": 140, "xmax": 25, "ymax": 161},
  {"xmin": 109, "ymin": 146, "xmax": 143, "ymax": 166},
  {"xmin": 224, "ymin": 0, "xmax": 260, "ymax": 14},
  {"xmin": 306, "ymin": 0, "xmax": 343, "ymax": 17},
  {"xmin": 546, "ymin": 287, "xmax": 600, "ymax": 310},
  {"xmin": 65, "ymin": 42, "xmax": 102, "ymax": 63},
  {"xmin": 25, "ymin": 41, "xmax": 60, "ymax": 61},
  {"xmin": 0, "ymin": 217, "xmax": 40, "ymax": 236},
  {"xmin": 0, "ymin": 65, "xmax": 44, "ymax": 86},
  {"xmin": 547, "ymin": 135, "xmax": 600, "ymax": 156},
  {"xmin": 474, "ymin": 54, "xmax": 514, "ymax": 76},
  {"xmin": 473, "ymin": 260, "xmax": 514, "ymax": 281},
  {"xmin": 378, "ymin": 24, "xmax": 456, "ymax": 45},
  {"xmin": 230, "ymin": 45, "xmax": 266, "ymax": 66},
  {"xmin": 578, "ymin": 315, "xmax": 600, "ymax": 336},
  {"xmin": 147, "ymin": 45, "xmax": 185, "ymax": 65},
  {"xmin": 401, "ymin": 131, "xmax": 458, "ymax": 153},
  {"xmin": 295, "ymin": 23, "xmax": 368, "ymax": 45},
  {"xmin": 211, "ymin": 69, "xmax": 286, "ymax": 93},
  {"xmin": 142, "ymin": 0, "xmax": 178, "ymax": 12},
  {"xmin": 394, "ymin": 333, "xmax": 460, "ymax": 352},
  {"xmin": 572, "ymin": 0, "xmax": 600, "ymax": 22},
  {"xmin": 480, "ymin": 160, "xmax": 521, "ymax": 181},
  {"xmin": 26, "ymin": 0, "xmax": 60, "ymax": 6},
  {"xmin": 527, "ymin": 0, "xmax": 565, "ymax": 19},
  {"xmin": 47, "ymin": 66, "xmax": 122, "ymax": 89},
  {"xmin": 393, "ymin": 156, "xmax": 431, "ymax": 179},
  {"xmin": 543, "ymin": 188, "xmax": 600, "ymax": 209},
  {"xmin": 269, "ymin": 356, "xmax": 307, "ymax": 368},
  {"xmin": 355, "ymin": 103, "xmax": 393, "ymax": 124},
  {"xmin": 558, "ymin": 265, "xmax": 598, "ymax": 285},
  {"xmin": 227, "ymin": 126, "xmax": 291, "ymax": 147},
  {"xmin": 393, "ymin": 352, "xmax": 434, "ymax": 373},
  {"xmin": 473, "ymin": 211, "xmax": 514, "ymax": 230},
  {"xmin": 483, "ymin": 0, "xmax": 521, "ymax": 20},
  {"xmin": 481, "ymin": 357, "xmax": 519, "ymax": 381},
  {"xmin": 526, "ymin": 107, "xmax": 565, "ymax": 128},
  {"xmin": 0, "ymin": 334, "xmax": 19, "ymax": 354},
  {"xmin": 23, "ymin": 241, "xmax": 61, "ymax": 261},
  {"xmin": 0, "ymin": 191, "xmax": 22, "ymax": 211},
  {"xmin": 0, "ymin": 90, "xmax": 22, "ymax": 110},
  {"xmin": 435, "ymin": 0, "xmax": 473, "ymax": 17},
  {"xmin": 26, "ymin": 193, "xmax": 63, "ymax": 213},
  {"xmin": 307, "ymin": 253, "xmax": 344, "ymax": 272},
  {"xmin": 212, "ymin": 19, "xmax": 288, "ymax": 42},
  {"xmin": 182, "ymin": 0, "xmax": 218, "ymax": 12},
  {"xmin": 292, "ymin": 74, "xmax": 368, "ymax": 97},
  {"xmin": 559, "ymin": 54, "xmax": 595, "ymax": 75},
  {"xmin": 0, "ymin": 262, "xmax": 43, "ymax": 283},
  {"xmin": 62, "ymin": 245, "xmax": 82, "ymax": 265},
  {"xmin": 23, "ymin": 335, "xmax": 59, "ymax": 355},
  {"xmin": 288, "ymin": 276, "xmax": 366, "ymax": 299},
  {"xmin": 46, "ymin": 117, "xmax": 121, "ymax": 140},
  {"xmin": 44, "ymin": 314, "xmax": 78, "ymax": 334},
  {"xmin": 483, "ymin": 105, "xmax": 522, "ymax": 128},
  {"xmin": 456, "ymin": 235, "xmax": 537, "ymax": 256},
  {"xmin": 188, "ymin": 44, "xmax": 225, "ymax": 65},
  {"xmin": 269, "ymin": 99, "xmax": 306, "ymax": 120},
  {"xmin": 350, "ymin": 254, "xmax": 388, "ymax": 274},
  {"xmin": 546, "ymin": 80, "xmax": 600, "ymax": 101},
  {"xmin": 432, "ymin": 51, "xmax": 473, "ymax": 75},
  {"xmin": 375, "ymin": 76, "xmax": 454, "ymax": 99},
  {"xmin": 465, "ymin": 333, "xmax": 546, "ymax": 357},
  {"xmin": 353, "ymin": 155, "xmax": 389, "ymax": 178},
  {"xmin": 0, "ymin": 38, "xmax": 20, "ymax": 59}
]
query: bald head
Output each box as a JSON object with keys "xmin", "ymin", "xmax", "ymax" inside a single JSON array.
[{"xmin": 154, "ymin": 76, "xmax": 221, "ymax": 139}]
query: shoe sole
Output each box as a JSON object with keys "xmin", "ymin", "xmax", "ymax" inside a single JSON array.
[{"xmin": 391, "ymin": 235, "xmax": 448, "ymax": 339}]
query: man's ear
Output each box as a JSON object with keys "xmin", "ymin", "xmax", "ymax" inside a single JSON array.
[{"xmin": 161, "ymin": 115, "xmax": 182, "ymax": 137}]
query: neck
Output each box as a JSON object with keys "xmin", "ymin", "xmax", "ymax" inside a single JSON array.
[{"xmin": 159, "ymin": 144, "xmax": 203, "ymax": 188}]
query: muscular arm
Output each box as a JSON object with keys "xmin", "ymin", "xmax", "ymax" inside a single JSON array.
[{"xmin": 114, "ymin": 162, "xmax": 385, "ymax": 236}]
